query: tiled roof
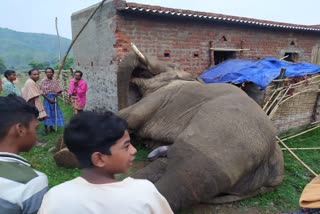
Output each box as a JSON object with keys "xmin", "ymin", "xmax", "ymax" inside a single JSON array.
[{"xmin": 117, "ymin": 2, "xmax": 320, "ymax": 32}]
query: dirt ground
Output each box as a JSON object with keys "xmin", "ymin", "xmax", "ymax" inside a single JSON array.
[{"xmin": 185, "ymin": 204, "xmax": 278, "ymax": 214}]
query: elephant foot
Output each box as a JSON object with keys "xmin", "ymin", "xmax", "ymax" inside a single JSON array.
[
  {"xmin": 204, "ymin": 186, "xmax": 274, "ymax": 204},
  {"xmin": 132, "ymin": 158, "xmax": 167, "ymax": 183},
  {"xmin": 53, "ymin": 148, "xmax": 80, "ymax": 169},
  {"xmin": 147, "ymin": 146, "xmax": 169, "ymax": 161}
]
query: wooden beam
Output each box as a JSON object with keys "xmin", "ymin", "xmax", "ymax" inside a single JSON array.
[
  {"xmin": 209, "ymin": 48, "xmax": 250, "ymax": 51},
  {"xmin": 209, "ymin": 41, "xmax": 214, "ymax": 67}
]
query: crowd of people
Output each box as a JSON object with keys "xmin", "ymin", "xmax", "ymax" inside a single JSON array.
[
  {"xmin": 1, "ymin": 68, "xmax": 320, "ymax": 213},
  {"xmin": 0, "ymin": 68, "xmax": 88, "ymax": 136}
]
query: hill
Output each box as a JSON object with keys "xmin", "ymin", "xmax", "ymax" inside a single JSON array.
[{"xmin": 0, "ymin": 27, "xmax": 71, "ymax": 71}]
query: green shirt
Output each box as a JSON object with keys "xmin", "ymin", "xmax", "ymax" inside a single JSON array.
[{"xmin": 2, "ymin": 79, "xmax": 21, "ymax": 96}]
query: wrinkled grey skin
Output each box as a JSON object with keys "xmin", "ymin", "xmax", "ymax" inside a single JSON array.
[{"xmin": 118, "ymin": 50, "xmax": 284, "ymax": 211}]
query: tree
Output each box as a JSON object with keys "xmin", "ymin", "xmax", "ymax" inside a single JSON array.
[
  {"xmin": 28, "ymin": 60, "xmax": 48, "ymax": 70},
  {"xmin": 0, "ymin": 58, "xmax": 7, "ymax": 74},
  {"xmin": 54, "ymin": 56, "xmax": 74, "ymax": 70}
]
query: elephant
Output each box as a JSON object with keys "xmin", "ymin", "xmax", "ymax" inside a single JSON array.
[{"xmin": 117, "ymin": 44, "xmax": 284, "ymax": 211}]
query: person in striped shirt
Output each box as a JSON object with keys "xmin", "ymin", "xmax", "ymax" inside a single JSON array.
[{"xmin": 0, "ymin": 95, "xmax": 48, "ymax": 214}]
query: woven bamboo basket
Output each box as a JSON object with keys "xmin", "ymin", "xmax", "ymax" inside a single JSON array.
[{"xmin": 262, "ymin": 73, "xmax": 320, "ymax": 133}]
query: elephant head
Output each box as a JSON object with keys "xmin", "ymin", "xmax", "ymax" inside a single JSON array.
[{"xmin": 117, "ymin": 43, "xmax": 198, "ymax": 109}]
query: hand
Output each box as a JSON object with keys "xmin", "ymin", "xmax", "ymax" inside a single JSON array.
[{"xmin": 49, "ymin": 99, "xmax": 56, "ymax": 104}]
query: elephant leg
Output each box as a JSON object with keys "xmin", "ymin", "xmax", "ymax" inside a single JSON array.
[
  {"xmin": 118, "ymin": 93, "xmax": 164, "ymax": 130},
  {"xmin": 132, "ymin": 158, "xmax": 167, "ymax": 183},
  {"xmin": 154, "ymin": 149, "xmax": 231, "ymax": 211},
  {"xmin": 204, "ymin": 186, "xmax": 274, "ymax": 204}
]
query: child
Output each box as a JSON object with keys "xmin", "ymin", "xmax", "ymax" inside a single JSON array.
[
  {"xmin": 2, "ymin": 70, "xmax": 21, "ymax": 96},
  {"xmin": 0, "ymin": 95, "xmax": 48, "ymax": 213},
  {"xmin": 38, "ymin": 111, "xmax": 173, "ymax": 214}
]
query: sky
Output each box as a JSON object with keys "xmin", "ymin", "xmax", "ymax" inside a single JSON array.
[{"xmin": 0, "ymin": 0, "xmax": 319, "ymax": 39}]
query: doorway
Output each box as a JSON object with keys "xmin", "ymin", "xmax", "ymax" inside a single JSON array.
[{"xmin": 214, "ymin": 51, "xmax": 237, "ymax": 65}]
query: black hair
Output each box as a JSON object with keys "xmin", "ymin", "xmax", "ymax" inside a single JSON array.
[
  {"xmin": 0, "ymin": 95, "xmax": 39, "ymax": 141},
  {"xmin": 4, "ymin": 70, "xmax": 16, "ymax": 79},
  {"xmin": 28, "ymin": 69, "xmax": 39, "ymax": 76},
  {"xmin": 74, "ymin": 70, "xmax": 83, "ymax": 77},
  {"xmin": 63, "ymin": 111, "xmax": 128, "ymax": 168},
  {"xmin": 45, "ymin": 67, "xmax": 55, "ymax": 74}
]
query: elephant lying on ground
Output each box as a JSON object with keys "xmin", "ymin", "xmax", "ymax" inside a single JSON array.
[{"xmin": 117, "ymin": 44, "xmax": 284, "ymax": 211}]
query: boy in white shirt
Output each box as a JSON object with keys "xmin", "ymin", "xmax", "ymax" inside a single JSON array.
[{"xmin": 38, "ymin": 111, "xmax": 173, "ymax": 214}]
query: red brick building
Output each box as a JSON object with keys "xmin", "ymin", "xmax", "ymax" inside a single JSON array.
[{"xmin": 71, "ymin": 0, "xmax": 320, "ymax": 111}]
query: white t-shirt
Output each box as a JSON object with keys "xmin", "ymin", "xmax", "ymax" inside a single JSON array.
[{"xmin": 38, "ymin": 177, "xmax": 173, "ymax": 214}]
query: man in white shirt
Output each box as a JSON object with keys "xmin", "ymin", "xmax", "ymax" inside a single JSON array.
[{"xmin": 38, "ymin": 111, "xmax": 173, "ymax": 214}]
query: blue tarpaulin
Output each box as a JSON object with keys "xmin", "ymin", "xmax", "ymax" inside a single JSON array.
[{"xmin": 200, "ymin": 57, "xmax": 320, "ymax": 89}]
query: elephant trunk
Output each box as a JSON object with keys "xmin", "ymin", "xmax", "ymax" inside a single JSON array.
[{"xmin": 117, "ymin": 53, "xmax": 139, "ymax": 110}]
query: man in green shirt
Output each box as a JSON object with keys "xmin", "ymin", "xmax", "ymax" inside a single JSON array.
[{"xmin": 2, "ymin": 70, "xmax": 21, "ymax": 96}]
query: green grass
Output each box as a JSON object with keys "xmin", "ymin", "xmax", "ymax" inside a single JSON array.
[{"xmin": 238, "ymin": 128, "xmax": 320, "ymax": 212}]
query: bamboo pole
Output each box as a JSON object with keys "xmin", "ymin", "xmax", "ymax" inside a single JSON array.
[
  {"xmin": 277, "ymin": 136, "xmax": 318, "ymax": 177},
  {"xmin": 55, "ymin": 17, "xmax": 64, "ymax": 105},
  {"xmin": 263, "ymin": 88, "xmax": 280, "ymax": 111},
  {"xmin": 269, "ymin": 84, "xmax": 292, "ymax": 118},
  {"xmin": 278, "ymin": 124, "xmax": 320, "ymax": 142},
  {"xmin": 280, "ymin": 89, "xmax": 320, "ymax": 105},
  {"xmin": 281, "ymin": 147, "xmax": 320, "ymax": 151},
  {"xmin": 55, "ymin": 17, "xmax": 62, "ymax": 63},
  {"xmin": 55, "ymin": 0, "xmax": 107, "ymax": 80},
  {"xmin": 265, "ymin": 89, "xmax": 284, "ymax": 114},
  {"xmin": 279, "ymin": 122, "xmax": 320, "ymax": 140}
]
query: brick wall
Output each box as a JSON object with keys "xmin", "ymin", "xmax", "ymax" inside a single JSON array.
[{"xmin": 114, "ymin": 12, "xmax": 320, "ymax": 75}]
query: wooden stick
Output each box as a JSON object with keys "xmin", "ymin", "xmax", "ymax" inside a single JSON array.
[
  {"xmin": 279, "ymin": 122, "xmax": 320, "ymax": 140},
  {"xmin": 280, "ymin": 89, "xmax": 320, "ymax": 104},
  {"xmin": 276, "ymin": 68, "xmax": 286, "ymax": 89},
  {"xmin": 209, "ymin": 48, "xmax": 250, "ymax": 51},
  {"xmin": 278, "ymin": 124, "xmax": 320, "ymax": 142},
  {"xmin": 280, "ymin": 55, "xmax": 289, "ymax": 60},
  {"xmin": 269, "ymin": 84, "xmax": 292, "ymax": 118},
  {"xmin": 54, "ymin": 97, "xmax": 58, "ymax": 132},
  {"xmin": 290, "ymin": 74, "xmax": 320, "ymax": 88},
  {"xmin": 209, "ymin": 41, "xmax": 214, "ymax": 67},
  {"xmin": 277, "ymin": 136, "xmax": 318, "ymax": 176},
  {"xmin": 55, "ymin": 0, "xmax": 107, "ymax": 80},
  {"xmin": 55, "ymin": 17, "xmax": 62, "ymax": 63},
  {"xmin": 265, "ymin": 89, "xmax": 284, "ymax": 114},
  {"xmin": 263, "ymin": 88, "xmax": 279, "ymax": 111},
  {"xmin": 281, "ymin": 147, "xmax": 320, "ymax": 151}
]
